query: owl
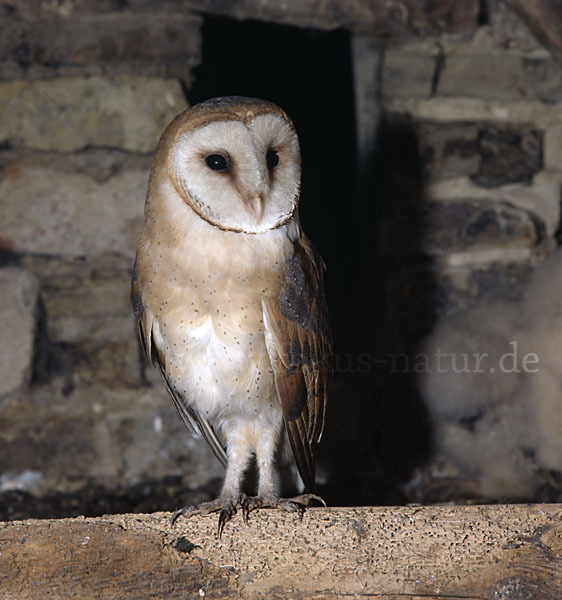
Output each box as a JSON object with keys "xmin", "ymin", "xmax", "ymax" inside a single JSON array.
[{"xmin": 131, "ymin": 96, "xmax": 331, "ymax": 534}]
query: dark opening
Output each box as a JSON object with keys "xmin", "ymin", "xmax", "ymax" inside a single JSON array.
[{"xmin": 189, "ymin": 17, "xmax": 358, "ymax": 303}]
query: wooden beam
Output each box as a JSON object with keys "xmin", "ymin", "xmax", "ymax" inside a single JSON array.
[
  {"xmin": 505, "ymin": 0, "xmax": 562, "ymax": 64},
  {"xmin": 7, "ymin": 0, "xmax": 479, "ymax": 38},
  {"xmin": 186, "ymin": 0, "xmax": 480, "ymax": 36},
  {"xmin": 1, "ymin": 505, "xmax": 561, "ymax": 599}
]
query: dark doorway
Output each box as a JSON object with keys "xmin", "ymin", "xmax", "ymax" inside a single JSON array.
[{"xmin": 189, "ymin": 17, "xmax": 358, "ymax": 303}]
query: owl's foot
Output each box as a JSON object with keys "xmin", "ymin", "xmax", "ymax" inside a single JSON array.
[
  {"xmin": 242, "ymin": 493, "xmax": 325, "ymax": 523},
  {"xmin": 171, "ymin": 497, "xmax": 242, "ymax": 537}
]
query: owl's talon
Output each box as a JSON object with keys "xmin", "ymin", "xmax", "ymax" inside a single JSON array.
[
  {"xmin": 288, "ymin": 493, "xmax": 326, "ymax": 507},
  {"xmin": 171, "ymin": 498, "xmax": 240, "ymax": 537},
  {"xmin": 217, "ymin": 503, "xmax": 237, "ymax": 538},
  {"xmin": 241, "ymin": 492, "xmax": 325, "ymax": 523},
  {"xmin": 241, "ymin": 495, "xmax": 268, "ymax": 523},
  {"xmin": 171, "ymin": 507, "xmax": 188, "ymax": 525}
]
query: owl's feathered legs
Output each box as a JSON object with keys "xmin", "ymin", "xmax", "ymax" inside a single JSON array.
[
  {"xmin": 172, "ymin": 420, "xmax": 254, "ymax": 536},
  {"xmin": 241, "ymin": 425, "xmax": 325, "ymax": 521},
  {"xmin": 171, "ymin": 418, "xmax": 323, "ymax": 534}
]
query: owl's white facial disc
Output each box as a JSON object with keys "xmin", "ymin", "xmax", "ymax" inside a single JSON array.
[{"xmin": 172, "ymin": 114, "xmax": 301, "ymax": 234}]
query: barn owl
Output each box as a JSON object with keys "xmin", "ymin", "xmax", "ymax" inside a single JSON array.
[{"xmin": 131, "ymin": 96, "xmax": 331, "ymax": 534}]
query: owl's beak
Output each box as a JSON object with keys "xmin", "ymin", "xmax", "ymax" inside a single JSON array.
[{"xmin": 244, "ymin": 193, "xmax": 264, "ymax": 223}]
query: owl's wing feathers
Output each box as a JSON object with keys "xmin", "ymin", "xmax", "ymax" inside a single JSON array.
[
  {"xmin": 131, "ymin": 265, "xmax": 228, "ymax": 468},
  {"xmin": 262, "ymin": 235, "xmax": 332, "ymax": 489}
]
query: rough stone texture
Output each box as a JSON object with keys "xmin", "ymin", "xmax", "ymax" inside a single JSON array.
[
  {"xmin": 428, "ymin": 171, "xmax": 562, "ymax": 238},
  {"xmin": 0, "ymin": 382, "xmax": 222, "ymax": 498},
  {"xmin": 488, "ymin": 1, "xmax": 545, "ymax": 54},
  {"xmin": 434, "ymin": 15, "xmax": 562, "ymax": 102},
  {"xmin": 0, "ymin": 13, "xmax": 201, "ymax": 78},
  {"xmin": 434, "ymin": 259, "xmax": 537, "ymax": 313},
  {"xmin": 0, "ymin": 268, "xmax": 39, "ymax": 396},
  {"xmin": 0, "ymin": 163, "xmax": 147, "ymax": 257},
  {"xmin": 382, "ymin": 51, "xmax": 435, "ymax": 99},
  {"xmin": 439, "ymin": 53, "xmax": 562, "ymax": 102},
  {"xmin": 0, "ymin": 76, "xmax": 186, "ymax": 151},
  {"xmin": 522, "ymin": 57, "xmax": 562, "ymax": 103},
  {"xmin": 416, "ymin": 122, "xmax": 480, "ymax": 181},
  {"xmin": 5, "ymin": 0, "xmax": 479, "ymax": 37},
  {"xmin": 438, "ymin": 54, "xmax": 519, "ymax": 100},
  {"xmin": 505, "ymin": 0, "xmax": 562, "ymax": 65},
  {"xmin": 0, "ymin": 147, "xmax": 153, "ymax": 183},
  {"xmin": 421, "ymin": 200, "xmax": 541, "ymax": 255},
  {"xmin": 383, "ymin": 96, "xmax": 562, "ymax": 126},
  {"xmin": 473, "ymin": 127, "xmax": 542, "ymax": 187},
  {"xmin": 37, "ymin": 256, "xmax": 135, "ymax": 344},
  {"xmin": 16, "ymin": 255, "xmax": 140, "ymax": 389}
]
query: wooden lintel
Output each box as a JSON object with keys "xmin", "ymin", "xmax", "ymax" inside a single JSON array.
[
  {"xmin": 8, "ymin": 0, "xmax": 479, "ymax": 38},
  {"xmin": 1, "ymin": 504, "xmax": 561, "ymax": 599}
]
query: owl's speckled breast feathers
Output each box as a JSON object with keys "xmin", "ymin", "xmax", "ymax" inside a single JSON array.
[
  {"xmin": 132, "ymin": 96, "xmax": 331, "ymax": 532},
  {"xmin": 134, "ymin": 194, "xmax": 297, "ymax": 423}
]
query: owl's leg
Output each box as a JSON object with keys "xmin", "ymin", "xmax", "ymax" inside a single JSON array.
[
  {"xmin": 241, "ymin": 428, "xmax": 325, "ymax": 521},
  {"xmin": 172, "ymin": 420, "xmax": 253, "ymax": 537}
]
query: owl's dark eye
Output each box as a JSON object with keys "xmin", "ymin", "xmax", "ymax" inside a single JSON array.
[
  {"xmin": 266, "ymin": 148, "xmax": 279, "ymax": 169},
  {"xmin": 205, "ymin": 154, "xmax": 229, "ymax": 171}
]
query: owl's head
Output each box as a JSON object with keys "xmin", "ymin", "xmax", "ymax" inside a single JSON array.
[{"xmin": 154, "ymin": 96, "xmax": 301, "ymax": 234}]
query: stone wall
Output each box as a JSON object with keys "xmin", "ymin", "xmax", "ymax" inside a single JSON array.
[
  {"xmin": 372, "ymin": 1, "xmax": 562, "ymax": 502},
  {"xmin": 379, "ymin": 2, "xmax": 562, "ymax": 310},
  {"xmin": 1, "ymin": 0, "xmax": 561, "ymax": 516},
  {"xmin": 0, "ymin": 3, "xmax": 225, "ymax": 518}
]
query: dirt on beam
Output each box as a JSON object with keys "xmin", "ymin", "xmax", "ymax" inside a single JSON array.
[{"xmin": 1, "ymin": 504, "xmax": 561, "ymax": 599}]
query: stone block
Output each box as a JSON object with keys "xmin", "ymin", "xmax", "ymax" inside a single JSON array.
[
  {"xmin": 472, "ymin": 127, "xmax": 542, "ymax": 188},
  {"xmin": 438, "ymin": 54, "xmax": 528, "ymax": 100},
  {"xmin": 428, "ymin": 171, "xmax": 562, "ymax": 238},
  {"xmin": 382, "ymin": 51, "xmax": 435, "ymax": 98},
  {"xmin": 0, "ymin": 13, "xmax": 201, "ymax": 71},
  {"xmin": 487, "ymin": 1, "xmax": 543, "ymax": 54},
  {"xmin": 416, "ymin": 122, "xmax": 480, "ymax": 181},
  {"xmin": 0, "ymin": 76, "xmax": 186, "ymax": 151},
  {"xmin": 38, "ymin": 256, "xmax": 134, "ymax": 343},
  {"xmin": 434, "ymin": 260, "xmax": 536, "ymax": 314},
  {"xmin": 421, "ymin": 200, "xmax": 540, "ymax": 255},
  {"xmin": 521, "ymin": 58, "xmax": 562, "ymax": 104},
  {"xmin": 0, "ymin": 268, "xmax": 39, "ymax": 396},
  {"xmin": 23, "ymin": 255, "xmax": 141, "ymax": 388},
  {"xmin": 0, "ymin": 383, "xmax": 222, "ymax": 497},
  {"xmin": 0, "ymin": 163, "xmax": 147, "ymax": 257},
  {"xmin": 383, "ymin": 96, "xmax": 562, "ymax": 128},
  {"xmin": 438, "ymin": 53, "xmax": 562, "ymax": 103}
]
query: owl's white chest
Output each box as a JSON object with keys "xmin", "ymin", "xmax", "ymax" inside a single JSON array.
[
  {"xmin": 139, "ymin": 188, "xmax": 299, "ymax": 425},
  {"xmin": 156, "ymin": 285, "xmax": 275, "ymax": 422}
]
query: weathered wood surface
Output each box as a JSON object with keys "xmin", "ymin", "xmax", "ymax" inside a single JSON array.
[{"xmin": 1, "ymin": 505, "xmax": 561, "ymax": 599}]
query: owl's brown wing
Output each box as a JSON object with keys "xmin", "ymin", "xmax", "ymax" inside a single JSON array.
[
  {"xmin": 262, "ymin": 234, "xmax": 332, "ymax": 489},
  {"xmin": 131, "ymin": 265, "xmax": 227, "ymax": 468}
]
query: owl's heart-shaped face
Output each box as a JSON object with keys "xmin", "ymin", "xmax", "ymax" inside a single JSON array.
[{"xmin": 170, "ymin": 110, "xmax": 301, "ymax": 234}]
